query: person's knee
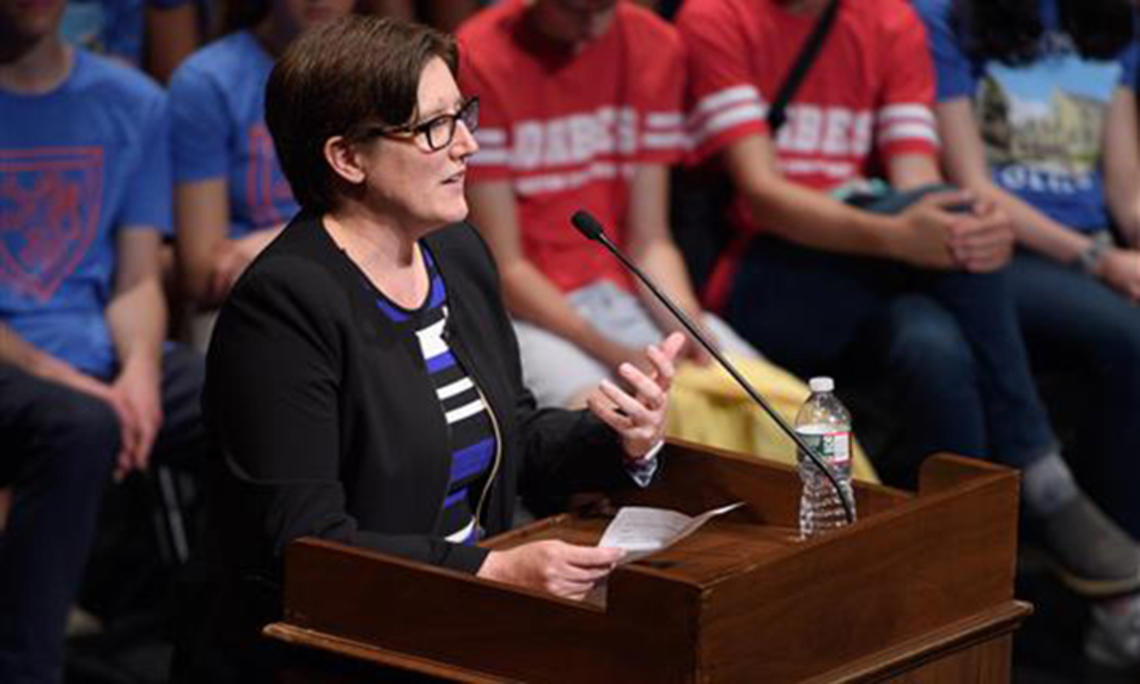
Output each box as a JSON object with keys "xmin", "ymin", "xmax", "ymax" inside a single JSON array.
[
  {"xmin": 1096, "ymin": 316, "xmax": 1140, "ymax": 381},
  {"xmin": 885, "ymin": 300, "xmax": 975, "ymax": 381},
  {"xmin": 42, "ymin": 392, "xmax": 119, "ymax": 475}
]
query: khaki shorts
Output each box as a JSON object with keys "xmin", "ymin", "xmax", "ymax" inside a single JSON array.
[{"xmin": 512, "ymin": 280, "xmax": 758, "ymax": 408}]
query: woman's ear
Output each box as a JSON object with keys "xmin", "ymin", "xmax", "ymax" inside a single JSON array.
[{"xmin": 323, "ymin": 135, "xmax": 367, "ymax": 186}]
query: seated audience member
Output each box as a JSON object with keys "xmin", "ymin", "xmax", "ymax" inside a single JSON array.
[
  {"xmin": 0, "ymin": 0, "xmax": 204, "ymax": 680},
  {"xmin": 169, "ymin": 0, "xmax": 355, "ymax": 339},
  {"xmin": 916, "ymin": 0, "xmax": 1140, "ymax": 666},
  {"xmin": 676, "ymin": 0, "xmax": 1140, "ymax": 601},
  {"xmin": 175, "ymin": 15, "xmax": 680, "ymax": 680},
  {"xmin": 456, "ymin": 0, "xmax": 758, "ymax": 409},
  {"xmin": 451, "ymin": 0, "xmax": 875, "ymax": 477}
]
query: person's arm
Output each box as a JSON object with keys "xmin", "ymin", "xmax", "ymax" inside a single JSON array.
[
  {"xmin": 676, "ymin": 0, "xmax": 934, "ymax": 260},
  {"xmin": 887, "ymin": 149, "xmax": 1013, "ymax": 273},
  {"xmin": 936, "ymin": 96, "xmax": 1140, "ymax": 296},
  {"xmin": 144, "ymin": 1, "xmax": 199, "ymax": 83},
  {"xmin": 476, "ymin": 332, "xmax": 679, "ymax": 601},
  {"xmin": 937, "ymin": 97, "xmax": 1094, "ymax": 261},
  {"xmin": 721, "ymin": 133, "xmax": 966, "ymax": 269},
  {"xmin": 0, "ymin": 322, "xmax": 132, "ymax": 466},
  {"xmin": 175, "ymin": 178, "xmax": 282, "ymax": 308},
  {"xmin": 105, "ymin": 228, "xmax": 167, "ymax": 475},
  {"xmin": 1101, "ymin": 88, "xmax": 1140, "ymax": 242},
  {"xmin": 624, "ymin": 163, "xmax": 713, "ymax": 363},
  {"xmin": 169, "ymin": 58, "xmax": 284, "ymax": 308},
  {"xmin": 0, "ymin": 322, "xmax": 122, "ymax": 403},
  {"xmin": 465, "ymin": 180, "xmax": 642, "ymax": 371},
  {"xmin": 101, "ymin": 87, "xmax": 174, "ymax": 476},
  {"xmin": 480, "ymin": 320, "xmax": 683, "ymax": 601},
  {"xmin": 1100, "ymin": 88, "xmax": 1140, "ymax": 299},
  {"xmin": 479, "ymin": 333, "xmax": 683, "ymax": 601}
]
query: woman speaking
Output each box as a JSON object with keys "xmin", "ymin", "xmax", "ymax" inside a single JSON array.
[{"xmin": 175, "ymin": 13, "xmax": 682, "ymax": 680}]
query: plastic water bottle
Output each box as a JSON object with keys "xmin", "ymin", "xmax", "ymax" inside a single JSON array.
[{"xmin": 795, "ymin": 377, "xmax": 855, "ymax": 538}]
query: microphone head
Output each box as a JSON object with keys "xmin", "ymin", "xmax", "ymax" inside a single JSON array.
[{"xmin": 570, "ymin": 210, "xmax": 605, "ymax": 241}]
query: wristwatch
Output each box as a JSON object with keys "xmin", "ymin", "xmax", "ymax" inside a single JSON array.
[{"xmin": 1074, "ymin": 231, "xmax": 1113, "ymax": 275}]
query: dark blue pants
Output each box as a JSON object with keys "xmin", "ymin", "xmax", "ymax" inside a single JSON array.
[
  {"xmin": 1010, "ymin": 251, "xmax": 1140, "ymax": 535},
  {"xmin": 0, "ymin": 345, "xmax": 204, "ymax": 684},
  {"xmin": 726, "ymin": 236, "xmax": 1056, "ymax": 471}
]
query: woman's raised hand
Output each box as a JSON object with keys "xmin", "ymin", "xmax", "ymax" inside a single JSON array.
[{"xmin": 588, "ymin": 332, "xmax": 685, "ymax": 460}]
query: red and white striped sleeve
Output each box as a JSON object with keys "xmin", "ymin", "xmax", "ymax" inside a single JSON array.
[
  {"xmin": 874, "ymin": 4, "xmax": 940, "ymax": 160},
  {"xmin": 632, "ymin": 19, "xmax": 688, "ymax": 165},
  {"xmin": 677, "ymin": 0, "xmax": 768, "ymax": 164}
]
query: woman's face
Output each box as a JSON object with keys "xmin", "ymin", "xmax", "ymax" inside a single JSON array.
[{"xmin": 356, "ymin": 57, "xmax": 478, "ymax": 232}]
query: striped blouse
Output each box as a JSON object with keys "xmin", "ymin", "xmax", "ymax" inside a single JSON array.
[{"xmin": 373, "ymin": 245, "xmax": 498, "ymax": 545}]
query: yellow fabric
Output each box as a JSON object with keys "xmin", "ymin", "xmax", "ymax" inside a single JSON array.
[{"xmin": 664, "ymin": 355, "xmax": 878, "ymax": 483}]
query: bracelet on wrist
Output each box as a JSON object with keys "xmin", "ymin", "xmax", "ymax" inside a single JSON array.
[{"xmin": 1073, "ymin": 231, "xmax": 1112, "ymax": 275}]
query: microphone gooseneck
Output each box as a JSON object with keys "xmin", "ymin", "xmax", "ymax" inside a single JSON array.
[{"xmin": 570, "ymin": 209, "xmax": 854, "ymax": 525}]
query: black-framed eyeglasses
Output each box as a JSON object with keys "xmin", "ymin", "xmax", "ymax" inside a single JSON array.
[{"xmin": 369, "ymin": 97, "xmax": 480, "ymax": 152}]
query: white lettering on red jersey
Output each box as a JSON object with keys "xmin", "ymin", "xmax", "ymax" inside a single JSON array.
[{"xmin": 458, "ymin": 0, "xmax": 687, "ymax": 293}]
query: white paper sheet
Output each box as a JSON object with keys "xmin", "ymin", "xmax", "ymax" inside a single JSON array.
[{"xmin": 597, "ymin": 502, "xmax": 745, "ymax": 563}]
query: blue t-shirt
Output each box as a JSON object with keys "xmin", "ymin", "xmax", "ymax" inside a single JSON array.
[
  {"xmin": 0, "ymin": 49, "xmax": 172, "ymax": 378},
  {"xmin": 916, "ymin": 0, "xmax": 1139, "ymax": 232},
  {"xmin": 169, "ymin": 31, "xmax": 299, "ymax": 239},
  {"xmin": 62, "ymin": 0, "xmax": 195, "ymax": 66}
]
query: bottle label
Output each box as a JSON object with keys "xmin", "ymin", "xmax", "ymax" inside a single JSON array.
[{"xmin": 796, "ymin": 430, "xmax": 851, "ymax": 475}]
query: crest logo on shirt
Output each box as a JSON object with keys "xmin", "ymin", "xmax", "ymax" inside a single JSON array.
[
  {"xmin": 246, "ymin": 123, "xmax": 295, "ymax": 228},
  {"xmin": 0, "ymin": 147, "xmax": 102, "ymax": 301}
]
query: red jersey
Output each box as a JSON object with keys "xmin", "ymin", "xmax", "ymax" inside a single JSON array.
[
  {"xmin": 676, "ymin": 0, "xmax": 941, "ymax": 309},
  {"xmin": 457, "ymin": 0, "xmax": 687, "ymax": 293}
]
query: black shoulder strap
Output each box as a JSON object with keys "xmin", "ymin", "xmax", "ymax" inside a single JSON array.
[{"xmin": 766, "ymin": 0, "xmax": 842, "ymax": 133}]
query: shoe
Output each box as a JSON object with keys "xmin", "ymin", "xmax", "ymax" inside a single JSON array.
[
  {"xmin": 1086, "ymin": 593, "xmax": 1140, "ymax": 669},
  {"xmin": 1026, "ymin": 495, "xmax": 1140, "ymax": 597}
]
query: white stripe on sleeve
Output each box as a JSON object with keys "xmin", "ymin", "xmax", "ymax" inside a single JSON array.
[
  {"xmin": 691, "ymin": 103, "xmax": 768, "ymax": 145},
  {"xmin": 876, "ymin": 104, "xmax": 935, "ymax": 125},
  {"xmin": 877, "ymin": 122, "xmax": 940, "ymax": 146},
  {"xmin": 692, "ymin": 85, "xmax": 764, "ymax": 117}
]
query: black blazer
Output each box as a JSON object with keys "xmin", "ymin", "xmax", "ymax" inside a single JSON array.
[
  {"xmin": 182, "ymin": 213, "xmax": 629, "ymax": 677},
  {"xmin": 206, "ymin": 210, "xmax": 629, "ymax": 569}
]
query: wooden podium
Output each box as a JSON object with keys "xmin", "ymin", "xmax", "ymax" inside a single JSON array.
[{"xmin": 265, "ymin": 442, "xmax": 1031, "ymax": 682}]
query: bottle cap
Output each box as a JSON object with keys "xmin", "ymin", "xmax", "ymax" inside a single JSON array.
[{"xmin": 809, "ymin": 377, "xmax": 834, "ymax": 393}]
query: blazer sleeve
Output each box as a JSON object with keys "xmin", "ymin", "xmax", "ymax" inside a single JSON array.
[
  {"xmin": 457, "ymin": 227, "xmax": 633, "ymax": 498},
  {"xmin": 514, "ymin": 395, "xmax": 636, "ymax": 504},
  {"xmin": 206, "ymin": 256, "xmax": 488, "ymax": 578}
]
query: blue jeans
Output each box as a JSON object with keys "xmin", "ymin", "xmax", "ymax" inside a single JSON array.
[
  {"xmin": 1010, "ymin": 251, "xmax": 1140, "ymax": 534},
  {"xmin": 0, "ymin": 345, "xmax": 204, "ymax": 684},
  {"xmin": 726, "ymin": 236, "xmax": 1056, "ymax": 471}
]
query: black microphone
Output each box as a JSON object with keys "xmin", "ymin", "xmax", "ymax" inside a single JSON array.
[{"xmin": 570, "ymin": 209, "xmax": 854, "ymax": 525}]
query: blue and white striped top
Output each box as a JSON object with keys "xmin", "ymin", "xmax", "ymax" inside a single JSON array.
[{"xmin": 373, "ymin": 245, "xmax": 498, "ymax": 545}]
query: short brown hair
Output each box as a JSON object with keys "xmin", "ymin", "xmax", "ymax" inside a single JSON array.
[{"xmin": 265, "ymin": 15, "xmax": 458, "ymax": 213}]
